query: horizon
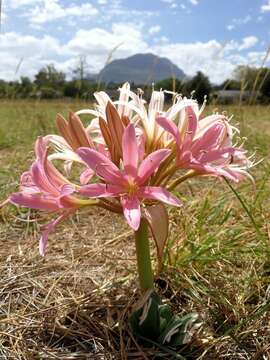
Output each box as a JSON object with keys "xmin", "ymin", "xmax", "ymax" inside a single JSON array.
[{"xmin": 1, "ymin": 0, "xmax": 270, "ymax": 84}]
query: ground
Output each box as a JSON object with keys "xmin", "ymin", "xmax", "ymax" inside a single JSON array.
[{"xmin": 0, "ymin": 100, "xmax": 270, "ymax": 359}]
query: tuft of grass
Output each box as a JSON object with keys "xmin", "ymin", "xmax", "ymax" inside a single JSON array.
[{"xmin": 0, "ymin": 101, "xmax": 270, "ymax": 359}]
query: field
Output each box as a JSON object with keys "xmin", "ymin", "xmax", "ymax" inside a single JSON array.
[{"xmin": 0, "ymin": 100, "xmax": 270, "ymax": 359}]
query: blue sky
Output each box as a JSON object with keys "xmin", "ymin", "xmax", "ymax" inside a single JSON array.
[{"xmin": 1, "ymin": 0, "xmax": 270, "ymax": 83}]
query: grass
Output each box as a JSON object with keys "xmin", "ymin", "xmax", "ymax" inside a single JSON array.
[{"xmin": 0, "ymin": 100, "xmax": 270, "ymax": 359}]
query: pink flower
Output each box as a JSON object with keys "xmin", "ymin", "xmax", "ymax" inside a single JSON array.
[
  {"xmin": 78, "ymin": 124, "xmax": 182, "ymax": 231},
  {"xmin": 157, "ymin": 106, "xmax": 248, "ymax": 182},
  {"xmin": 9, "ymin": 137, "xmax": 95, "ymax": 256}
]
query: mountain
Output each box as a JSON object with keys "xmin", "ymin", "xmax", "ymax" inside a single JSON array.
[{"xmin": 97, "ymin": 53, "xmax": 185, "ymax": 85}]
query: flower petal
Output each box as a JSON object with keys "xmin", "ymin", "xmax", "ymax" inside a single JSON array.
[
  {"xmin": 77, "ymin": 147, "xmax": 124, "ymax": 185},
  {"xmin": 137, "ymin": 149, "xmax": 170, "ymax": 185},
  {"xmin": 69, "ymin": 112, "xmax": 94, "ymax": 148},
  {"xmin": 191, "ymin": 123, "xmax": 225, "ymax": 156},
  {"xmin": 122, "ymin": 124, "xmax": 138, "ymax": 177},
  {"xmin": 39, "ymin": 212, "xmax": 71, "ymax": 256},
  {"xmin": 80, "ymin": 168, "xmax": 94, "ymax": 185},
  {"xmin": 183, "ymin": 106, "xmax": 197, "ymax": 147},
  {"xmin": 31, "ymin": 161, "xmax": 59, "ymax": 196},
  {"xmin": 139, "ymin": 186, "xmax": 182, "ymax": 207},
  {"xmin": 20, "ymin": 171, "xmax": 39, "ymax": 193},
  {"xmin": 106, "ymin": 101, "xmax": 124, "ymax": 159},
  {"xmin": 156, "ymin": 116, "xmax": 180, "ymax": 144},
  {"xmin": 10, "ymin": 193, "xmax": 58, "ymax": 211},
  {"xmin": 121, "ymin": 196, "xmax": 141, "ymax": 230},
  {"xmin": 79, "ymin": 183, "xmax": 123, "ymax": 198},
  {"xmin": 144, "ymin": 204, "xmax": 168, "ymax": 273},
  {"xmin": 200, "ymin": 147, "xmax": 242, "ymax": 163}
]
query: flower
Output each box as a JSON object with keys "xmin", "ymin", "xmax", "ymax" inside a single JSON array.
[
  {"xmin": 77, "ymin": 123, "xmax": 182, "ymax": 230},
  {"xmin": 9, "ymin": 137, "xmax": 97, "ymax": 255},
  {"xmin": 47, "ymin": 112, "xmax": 108, "ymax": 184},
  {"xmin": 157, "ymin": 106, "xmax": 252, "ymax": 182},
  {"xmin": 76, "ymin": 82, "xmax": 200, "ymax": 152}
]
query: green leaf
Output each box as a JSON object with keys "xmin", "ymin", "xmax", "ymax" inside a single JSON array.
[{"xmin": 159, "ymin": 313, "xmax": 201, "ymax": 346}]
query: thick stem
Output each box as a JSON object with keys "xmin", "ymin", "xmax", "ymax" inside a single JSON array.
[
  {"xmin": 135, "ymin": 219, "xmax": 154, "ymax": 292},
  {"xmin": 167, "ymin": 170, "xmax": 197, "ymax": 191}
]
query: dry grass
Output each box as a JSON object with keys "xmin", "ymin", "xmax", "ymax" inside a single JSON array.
[{"xmin": 0, "ymin": 100, "xmax": 270, "ymax": 359}]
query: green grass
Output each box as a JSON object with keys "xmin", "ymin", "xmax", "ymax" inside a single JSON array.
[{"xmin": 0, "ymin": 100, "xmax": 269, "ymax": 359}]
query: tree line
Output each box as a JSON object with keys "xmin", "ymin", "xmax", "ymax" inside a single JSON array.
[{"xmin": 0, "ymin": 64, "xmax": 269, "ymax": 104}]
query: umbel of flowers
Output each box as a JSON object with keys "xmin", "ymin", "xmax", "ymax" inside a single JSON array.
[{"xmin": 1, "ymin": 83, "xmax": 253, "ymax": 347}]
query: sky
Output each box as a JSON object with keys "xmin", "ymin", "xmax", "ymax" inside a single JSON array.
[{"xmin": 1, "ymin": 0, "xmax": 270, "ymax": 84}]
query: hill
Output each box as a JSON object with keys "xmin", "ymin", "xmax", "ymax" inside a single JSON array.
[{"xmin": 97, "ymin": 53, "xmax": 185, "ymax": 85}]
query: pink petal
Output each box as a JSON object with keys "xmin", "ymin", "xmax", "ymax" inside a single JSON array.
[
  {"xmin": 20, "ymin": 171, "xmax": 39, "ymax": 193},
  {"xmin": 144, "ymin": 204, "xmax": 168, "ymax": 272},
  {"xmin": 138, "ymin": 133, "xmax": 146, "ymax": 161},
  {"xmin": 184, "ymin": 106, "xmax": 197, "ymax": 144},
  {"xmin": 80, "ymin": 168, "xmax": 94, "ymax": 185},
  {"xmin": 121, "ymin": 196, "xmax": 141, "ymax": 231},
  {"xmin": 56, "ymin": 184, "xmax": 77, "ymax": 209},
  {"xmin": 35, "ymin": 136, "xmax": 47, "ymax": 160},
  {"xmin": 79, "ymin": 183, "xmax": 123, "ymax": 198},
  {"xmin": 214, "ymin": 167, "xmax": 245, "ymax": 182},
  {"xmin": 60, "ymin": 184, "xmax": 75, "ymax": 197},
  {"xmin": 45, "ymin": 160, "xmax": 68, "ymax": 188},
  {"xmin": 157, "ymin": 116, "xmax": 181, "ymax": 147},
  {"xmin": 31, "ymin": 161, "xmax": 59, "ymax": 196},
  {"xmin": 138, "ymin": 186, "xmax": 182, "ymax": 207},
  {"xmin": 191, "ymin": 123, "xmax": 225, "ymax": 156},
  {"xmin": 10, "ymin": 193, "xmax": 58, "ymax": 211},
  {"xmin": 200, "ymin": 147, "xmax": 240, "ymax": 163},
  {"xmin": 122, "ymin": 124, "xmax": 138, "ymax": 177},
  {"xmin": 77, "ymin": 147, "xmax": 124, "ymax": 185},
  {"xmin": 137, "ymin": 149, "xmax": 170, "ymax": 185},
  {"xmin": 39, "ymin": 212, "xmax": 71, "ymax": 256},
  {"xmin": 35, "ymin": 137, "xmax": 67, "ymax": 189}
]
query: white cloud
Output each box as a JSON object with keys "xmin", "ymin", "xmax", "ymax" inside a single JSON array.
[
  {"xmin": 64, "ymin": 23, "xmax": 148, "ymax": 72},
  {"xmin": 223, "ymin": 36, "xmax": 258, "ymax": 53},
  {"xmin": 24, "ymin": 0, "xmax": 98, "ymax": 24},
  {"xmin": 238, "ymin": 36, "xmax": 258, "ymax": 50},
  {"xmin": 247, "ymin": 51, "xmax": 269, "ymax": 65},
  {"xmin": 154, "ymin": 36, "xmax": 169, "ymax": 44},
  {"xmin": 160, "ymin": 0, "xmax": 179, "ymax": 8},
  {"xmin": 226, "ymin": 25, "xmax": 235, "ymax": 31},
  {"xmin": 0, "ymin": 32, "xmax": 61, "ymax": 80},
  {"xmin": 98, "ymin": 0, "xmax": 108, "ymax": 4},
  {"xmin": 261, "ymin": 0, "xmax": 270, "ymax": 12},
  {"xmin": 149, "ymin": 25, "xmax": 161, "ymax": 35},
  {"xmin": 189, "ymin": 0, "xmax": 198, "ymax": 5},
  {"xmin": 150, "ymin": 40, "xmax": 235, "ymax": 83},
  {"xmin": 227, "ymin": 15, "xmax": 251, "ymax": 31},
  {"xmin": 0, "ymin": 24, "xmax": 265, "ymax": 84}
]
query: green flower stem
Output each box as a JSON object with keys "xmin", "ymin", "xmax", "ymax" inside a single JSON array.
[{"xmin": 135, "ymin": 219, "xmax": 154, "ymax": 292}]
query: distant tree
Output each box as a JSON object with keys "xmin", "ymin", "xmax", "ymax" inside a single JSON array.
[
  {"xmin": 154, "ymin": 78, "xmax": 183, "ymax": 101},
  {"xmin": 233, "ymin": 65, "xmax": 260, "ymax": 91},
  {"xmin": 233, "ymin": 65, "xmax": 270, "ymax": 102},
  {"xmin": 35, "ymin": 64, "xmax": 65, "ymax": 98},
  {"xmin": 184, "ymin": 71, "xmax": 212, "ymax": 104},
  {"xmin": 64, "ymin": 80, "xmax": 80, "ymax": 98},
  {"xmin": 155, "ymin": 78, "xmax": 183, "ymax": 93},
  {"xmin": 0, "ymin": 80, "xmax": 7, "ymax": 98},
  {"xmin": 71, "ymin": 55, "xmax": 93, "ymax": 97},
  {"xmin": 219, "ymin": 79, "xmax": 241, "ymax": 90},
  {"xmin": 19, "ymin": 77, "xmax": 33, "ymax": 97},
  {"xmin": 257, "ymin": 68, "xmax": 270, "ymax": 101}
]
